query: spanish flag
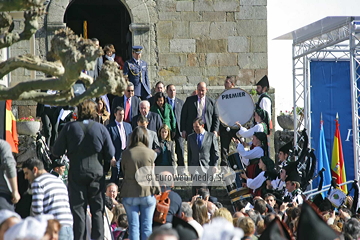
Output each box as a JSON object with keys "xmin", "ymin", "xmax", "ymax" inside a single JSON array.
[
  {"xmin": 331, "ymin": 114, "xmax": 347, "ymax": 192},
  {"xmin": 5, "ymin": 100, "xmax": 18, "ymax": 153}
]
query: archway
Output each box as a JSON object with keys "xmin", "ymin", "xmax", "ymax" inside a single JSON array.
[{"xmin": 64, "ymin": 0, "xmax": 132, "ymax": 61}]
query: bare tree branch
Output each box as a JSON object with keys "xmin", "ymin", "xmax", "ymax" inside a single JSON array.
[
  {"xmin": 0, "ymin": 77, "xmax": 70, "ymax": 99},
  {"xmin": 0, "ymin": 7, "xmax": 44, "ymax": 49},
  {"xmin": 78, "ymin": 72, "xmax": 94, "ymax": 87},
  {"xmin": 0, "ymin": 0, "xmax": 42, "ymax": 12},
  {"xmin": 17, "ymin": 90, "xmax": 73, "ymax": 105},
  {"xmin": 67, "ymin": 61, "xmax": 126, "ymax": 106},
  {"xmin": 0, "ymin": 54, "xmax": 65, "ymax": 79},
  {"xmin": 0, "ymin": 12, "xmax": 12, "ymax": 34}
]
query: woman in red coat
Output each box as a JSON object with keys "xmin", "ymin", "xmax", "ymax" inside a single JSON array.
[{"xmin": 102, "ymin": 44, "xmax": 124, "ymax": 70}]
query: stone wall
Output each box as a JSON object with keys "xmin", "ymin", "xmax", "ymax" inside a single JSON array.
[
  {"xmin": 7, "ymin": 0, "xmax": 267, "ymax": 93},
  {"xmin": 154, "ymin": 0, "xmax": 267, "ymax": 88}
]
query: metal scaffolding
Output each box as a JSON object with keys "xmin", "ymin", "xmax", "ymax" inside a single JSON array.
[{"xmin": 276, "ymin": 16, "xmax": 360, "ymax": 180}]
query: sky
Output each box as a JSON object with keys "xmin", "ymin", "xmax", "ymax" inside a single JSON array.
[{"xmin": 267, "ymin": 0, "xmax": 360, "ymax": 129}]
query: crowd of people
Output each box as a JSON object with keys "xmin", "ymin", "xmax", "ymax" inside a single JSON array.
[{"xmin": 0, "ymin": 40, "xmax": 359, "ymax": 240}]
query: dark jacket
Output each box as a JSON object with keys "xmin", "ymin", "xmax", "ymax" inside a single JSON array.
[
  {"xmin": 123, "ymin": 58, "xmax": 151, "ymax": 99},
  {"xmin": 106, "ymin": 121, "xmax": 132, "ymax": 161},
  {"xmin": 52, "ymin": 120, "xmax": 115, "ymax": 175},
  {"xmin": 111, "ymin": 96, "xmax": 140, "ymax": 122},
  {"xmin": 155, "ymin": 140, "xmax": 176, "ymax": 173},
  {"xmin": 187, "ymin": 131, "xmax": 220, "ymax": 175},
  {"xmin": 131, "ymin": 112, "xmax": 162, "ymax": 133},
  {"xmin": 150, "ymin": 103, "xmax": 176, "ymax": 132},
  {"xmin": 180, "ymin": 95, "xmax": 219, "ymax": 136}
]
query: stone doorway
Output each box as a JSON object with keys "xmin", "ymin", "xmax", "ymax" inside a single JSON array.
[{"xmin": 64, "ymin": 0, "xmax": 132, "ymax": 61}]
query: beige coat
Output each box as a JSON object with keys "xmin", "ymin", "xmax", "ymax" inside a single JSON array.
[{"xmin": 120, "ymin": 142, "xmax": 160, "ymax": 198}]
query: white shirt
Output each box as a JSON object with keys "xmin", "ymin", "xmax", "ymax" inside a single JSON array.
[
  {"xmin": 247, "ymin": 171, "xmax": 266, "ymax": 190},
  {"xmin": 259, "ymin": 94, "xmax": 272, "ymax": 116},
  {"xmin": 236, "ymin": 144, "xmax": 264, "ymax": 166},
  {"xmin": 236, "ymin": 123, "xmax": 264, "ymax": 138},
  {"xmin": 271, "ymin": 177, "xmax": 285, "ymax": 191}
]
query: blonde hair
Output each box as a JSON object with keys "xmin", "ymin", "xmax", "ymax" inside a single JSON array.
[
  {"xmin": 212, "ymin": 208, "xmax": 233, "ymax": 224},
  {"xmin": 237, "ymin": 217, "xmax": 255, "ymax": 236},
  {"xmin": 158, "ymin": 124, "xmax": 172, "ymax": 141}
]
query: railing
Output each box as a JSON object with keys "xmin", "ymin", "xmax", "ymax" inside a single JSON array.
[{"xmin": 303, "ymin": 180, "xmax": 356, "ymax": 200}]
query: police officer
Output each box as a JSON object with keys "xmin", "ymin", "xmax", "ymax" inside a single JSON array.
[{"xmin": 123, "ymin": 46, "xmax": 151, "ymax": 100}]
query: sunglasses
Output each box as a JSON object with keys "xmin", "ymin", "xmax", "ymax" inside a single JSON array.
[{"xmin": 127, "ymin": 90, "xmax": 134, "ymax": 92}]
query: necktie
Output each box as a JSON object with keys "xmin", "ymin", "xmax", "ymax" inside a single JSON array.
[
  {"xmin": 169, "ymin": 98, "xmax": 174, "ymax": 109},
  {"xmin": 197, "ymin": 98, "xmax": 204, "ymax": 119},
  {"xmin": 118, "ymin": 123, "xmax": 126, "ymax": 150},
  {"xmin": 124, "ymin": 98, "xmax": 131, "ymax": 122},
  {"xmin": 197, "ymin": 134, "xmax": 202, "ymax": 149}
]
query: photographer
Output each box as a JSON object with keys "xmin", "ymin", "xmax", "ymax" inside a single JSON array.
[{"xmin": 190, "ymin": 187, "xmax": 218, "ymax": 219}]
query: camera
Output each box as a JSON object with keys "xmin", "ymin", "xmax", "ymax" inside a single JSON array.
[
  {"xmin": 197, "ymin": 196, "xmax": 203, "ymax": 200},
  {"xmin": 287, "ymin": 203, "xmax": 294, "ymax": 207}
]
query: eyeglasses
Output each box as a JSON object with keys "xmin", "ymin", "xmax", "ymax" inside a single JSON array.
[{"xmin": 127, "ymin": 90, "xmax": 134, "ymax": 92}]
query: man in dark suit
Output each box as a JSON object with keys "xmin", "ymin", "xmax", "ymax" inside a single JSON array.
[
  {"xmin": 107, "ymin": 107, "xmax": 132, "ymax": 184},
  {"xmin": 187, "ymin": 118, "xmax": 219, "ymax": 195},
  {"xmin": 181, "ymin": 82, "xmax": 219, "ymax": 139},
  {"xmin": 166, "ymin": 84, "xmax": 185, "ymax": 173},
  {"xmin": 131, "ymin": 100, "xmax": 162, "ymax": 133},
  {"xmin": 123, "ymin": 46, "xmax": 151, "ymax": 99},
  {"xmin": 111, "ymin": 82, "xmax": 140, "ymax": 123}
]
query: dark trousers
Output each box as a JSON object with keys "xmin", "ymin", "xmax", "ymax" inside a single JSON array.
[
  {"xmin": 173, "ymin": 132, "xmax": 185, "ymax": 173},
  {"xmin": 0, "ymin": 192, "xmax": 14, "ymax": 211},
  {"xmin": 41, "ymin": 107, "xmax": 59, "ymax": 147},
  {"xmin": 219, "ymin": 124, "xmax": 238, "ymax": 166},
  {"xmin": 68, "ymin": 172, "xmax": 104, "ymax": 240}
]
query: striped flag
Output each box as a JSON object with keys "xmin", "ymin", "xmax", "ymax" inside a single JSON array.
[{"xmin": 331, "ymin": 114, "xmax": 347, "ymax": 192}]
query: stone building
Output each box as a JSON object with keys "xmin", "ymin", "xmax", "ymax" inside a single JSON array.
[{"xmin": 6, "ymin": 0, "xmax": 268, "ymax": 92}]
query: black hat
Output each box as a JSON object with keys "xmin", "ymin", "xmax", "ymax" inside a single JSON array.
[
  {"xmin": 259, "ymin": 217, "xmax": 292, "ymax": 240},
  {"xmin": 297, "ymin": 201, "xmax": 339, "ymax": 240},
  {"xmin": 256, "ymin": 75, "xmax": 269, "ymax": 88},
  {"xmin": 283, "ymin": 161, "xmax": 297, "ymax": 175},
  {"xmin": 279, "ymin": 141, "xmax": 293, "ymax": 155},
  {"xmin": 51, "ymin": 159, "xmax": 65, "ymax": 169},
  {"xmin": 172, "ymin": 216, "xmax": 198, "ymax": 240},
  {"xmin": 253, "ymin": 132, "xmax": 267, "ymax": 145},
  {"xmin": 132, "ymin": 45, "xmax": 143, "ymax": 53},
  {"xmin": 261, "ymin": 156, "xmax": 275, "ymax": 171},
  {"xmin": 285, "ymin": 169, "xmax": 301, "ymax": 183}
]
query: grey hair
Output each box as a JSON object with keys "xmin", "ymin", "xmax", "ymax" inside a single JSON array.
[
  {"xmin": 181, "ymin": 202, "xmax": 193, "ymax": 218},
  {"xmin": 127, "ymin": 82, "xmax": 134, "ymax": 88},
  {"xmin": 140, "ymin": 100, "xmax": 150, "ymax": 108},
  {"xmin": 106, "ymin": 183, "xmax": 118, "ymax": 191},
  {"xmin": 158, "ymin": 171, "xmax": 174, "ymax": 187}
]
